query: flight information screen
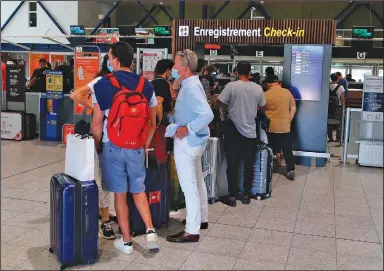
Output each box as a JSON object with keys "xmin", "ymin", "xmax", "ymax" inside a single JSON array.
[{"xmin": 290, "ymin": 46, "xmax": 324, "ymax": 101}]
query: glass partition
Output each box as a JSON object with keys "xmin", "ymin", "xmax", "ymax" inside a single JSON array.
[{"xmin": 350, "ymin": 65, "xmax": 374, "ymax": 82}]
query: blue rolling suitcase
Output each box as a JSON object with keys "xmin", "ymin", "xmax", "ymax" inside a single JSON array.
[
  {"xmin": 128, "ymin": 150, "xmax": 170, "ymax": 237},
  {"xmin": 49, "ymin": 173, "xmax": 99, "ymax": 270},
  {"xmin": 238, "ymin": 143, "xmax": 273, "ymax": 200}
]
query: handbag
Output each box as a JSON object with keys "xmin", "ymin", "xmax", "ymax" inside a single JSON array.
[{"xmin": 64, "ymin": 134, "xmax": 95, "ymax": 182}]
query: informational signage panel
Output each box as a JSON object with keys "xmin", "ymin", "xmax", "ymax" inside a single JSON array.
[
  {"xmin": 6, "ymin": 64, "xmax": 26, "ymax": 103},
  {"xmin": 173, "ymin": 19, "xmax": 336, "ymax": 54},
  {"xmin": 74, "ymin": 51, "xmax": 100, "ymax": 115},
  {"xmin": 142, "ymin": 52, "xmax": 161, "ymax": 81},
  {"xmin": 289, "ymin": 46, "xmax": 324, "ymax": 101},
  {"xmin": 362, "ymin": 75, "xmax": 383, "ymax": 122},
  {"xmin": 139, "ymin": 49, "xmax": 167, "ymax": 81},
  {"xmin": 46, "ymin": 70, "xmax": 64, "ymax": 100}
]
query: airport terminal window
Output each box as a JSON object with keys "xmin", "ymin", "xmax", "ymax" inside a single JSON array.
[
  {"xmin": 379, "ymin": 68, "xmax": 383, "ymax": 77},
  {"xmin": 351, "ymin": 65, "xmax": 373, "ymax": 82},
  {"xmin": 29, "ymin": 2, "xmax": 37, "ymax": 27}
]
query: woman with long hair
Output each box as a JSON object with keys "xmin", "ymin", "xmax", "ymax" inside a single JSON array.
[{"xmin": 70, "ymin": 54, "xmax": 118, "ymax": 240}]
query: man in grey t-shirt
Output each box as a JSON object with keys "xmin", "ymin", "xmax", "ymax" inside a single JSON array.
[{"xmin": 212, "ymin": 61, "xmax": 266, "ymax": 207}]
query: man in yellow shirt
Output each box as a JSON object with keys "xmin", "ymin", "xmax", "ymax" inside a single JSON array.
[{"xmin": 264, "ymin": 75, "xmax": 297, "ymax": 180}]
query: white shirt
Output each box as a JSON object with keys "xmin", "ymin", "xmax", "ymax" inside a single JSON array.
[{"xmin": 330, "ymin": 83, "xmax": 345, "ymax": 105}]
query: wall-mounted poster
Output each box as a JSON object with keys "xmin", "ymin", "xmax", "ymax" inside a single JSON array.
[{"xmin": 74, "ymin": 52, "xmax": 100, "ymax": 115}]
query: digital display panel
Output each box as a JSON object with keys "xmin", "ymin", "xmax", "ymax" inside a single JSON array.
[
  {"xmin": 352, "ymin": 26, "xmax": 374, "ymax": 39},
  {"xmin": 70, "ymin": 25, "xmax": 85, "ymax": 35},
  {"xmin": 154, "ymin": 25, "xmax": 171, "ymax": 36},
  {"xmin": 290, "ymin": 45, "xmax": 324, "ymax": 101}
]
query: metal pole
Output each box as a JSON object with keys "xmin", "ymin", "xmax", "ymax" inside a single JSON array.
[
  {"xmin": 340, "ymin": 105, "xmax": 345, "ymax": 147},
  {"xmin": 340, "ymin": 107, "xmax": 351, "ymax": 164}
]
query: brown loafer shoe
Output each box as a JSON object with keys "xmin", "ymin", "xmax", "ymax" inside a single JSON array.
[{"xmin": 166, "ymin": 231, "xmax": 200, "ymax": 243}]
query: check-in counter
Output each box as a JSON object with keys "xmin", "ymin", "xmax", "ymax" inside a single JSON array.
[{"xmin": 3, "ymin": 92, "xmax": 76, "ymax": 135}]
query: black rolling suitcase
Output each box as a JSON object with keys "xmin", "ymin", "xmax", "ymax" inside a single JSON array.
[{"xmin": 23, "ymin": 113, "xmax": 37, "ymax": 139}]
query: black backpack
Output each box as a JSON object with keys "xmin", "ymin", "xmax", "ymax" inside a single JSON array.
[{"xmin": 328, "ymin": 84, "xmax": 340, "ymax": 118}]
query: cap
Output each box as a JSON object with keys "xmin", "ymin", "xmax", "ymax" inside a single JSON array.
[{"xmin": 265, "ymin": 74, "xmax": 279, "ymax": 84}]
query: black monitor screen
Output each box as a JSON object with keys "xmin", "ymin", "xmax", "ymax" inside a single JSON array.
[
  {"xmin": 70, "ymin": 25, "xmax": 85, "ymax": 35},
  {"xmin": 154, "ymin": 25, "xmax": 171, "ymax": 36},
  {"xmin": 352, "ymin": 26, "xmax": 374, "ymax": 39},
  {"xmin": 290, "ymin": 45, "xmax": 324, "ymax": 101}
]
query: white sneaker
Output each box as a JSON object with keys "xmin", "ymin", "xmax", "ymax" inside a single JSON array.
[
  {"xmin": 146, "ymin": 229, "xmax": 160, "ymax": 250},
  {"xmin": 113, "ymin": 237, "xmax": 133, "ymax": 255}
]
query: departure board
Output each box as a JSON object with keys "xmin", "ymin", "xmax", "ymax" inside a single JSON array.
[{"xmin": 290, "ymin": 46, "xmax": 324, "ymax": 101}]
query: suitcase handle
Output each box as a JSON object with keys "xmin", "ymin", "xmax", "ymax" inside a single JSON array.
[{"xmin": 145, "ymin": 148, "xmax": 155, "ymax": 168}]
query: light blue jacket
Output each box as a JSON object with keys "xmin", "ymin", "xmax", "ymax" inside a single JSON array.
[{"xmin": 169, "ymin": 75, "xmax": 214, "ymax": 147}]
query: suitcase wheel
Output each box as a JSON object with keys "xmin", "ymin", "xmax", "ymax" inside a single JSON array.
[
  {"xmin": 48, "ymin": 247, "xmax": 53, "ymax": 254},
  {"xmin": 265, "ymin": 193, "xmax": 270, "ymax": 198},
  {"xmin": 256, "ymin": 196, "xmax": 262, "ymax": 201},
  {"xmin": 60, "ymin": 264, "xmax": 68, "ymax": 271},
  {"xmin": 208, "ymin": 198, "xmax": 216, "ymax": 204}
]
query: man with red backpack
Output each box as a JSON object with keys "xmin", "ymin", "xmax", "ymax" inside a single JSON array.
[{"xmin": 91, "ymin": 41, "xmax": 160, "ymax": 255}]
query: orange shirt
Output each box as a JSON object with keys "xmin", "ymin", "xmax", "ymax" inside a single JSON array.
[{"xmin": 264, "ymin": 86, "xmax": 296, "ymax": 133}]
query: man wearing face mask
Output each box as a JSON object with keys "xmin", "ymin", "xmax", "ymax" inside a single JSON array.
[
  {"xmin": 151, "ymin": 59, "xmax": 174, "ymax": 124},
  {"xmin": 165, "ymin": 49, "xmax": 214, "ymax": 243},
  {"xmin": 73, "ymin": 42, "xmax": 160, "ymax": 255}
]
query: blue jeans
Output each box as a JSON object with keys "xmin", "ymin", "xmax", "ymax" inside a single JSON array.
[{"xmin": 99, "ymin": 141, "xmax": 146, "ymax": 193}]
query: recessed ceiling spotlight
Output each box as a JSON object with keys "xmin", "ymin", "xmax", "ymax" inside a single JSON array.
[
  {"xmin": 260, "ymin": 1, "xmax": 264, "ymax": 3},
  {"xmin": 160, "ymin": 1, "xmax": 163, "ymax": 5}
]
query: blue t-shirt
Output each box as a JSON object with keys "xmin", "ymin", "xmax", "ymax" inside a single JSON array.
[
  {"xmin": 339, "ymin": 78, "xmax": 348, "ymax": 92},
  {"xmin": 92, "ymin": 71, "xmax": 157, "ymax": 142},
  {"xmin": 94, "ymin": 71, "xmax": 156, "ymax": 111}
]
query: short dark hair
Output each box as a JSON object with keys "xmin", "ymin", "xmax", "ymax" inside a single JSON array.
[
  {"xmin": 154, "ymin": 59, "xmax": 174, "ymax": 75},
  {"xmin": 196, "ymin": 59, "xmax": 205, "ymax": 73},
  {"xmin": 236, "ymin": 61, "xmax": 251, "ymax": 76},
  {"xmin": 330, "ymin": 73, "xmax": 338, "ymax": 82},
  {"xmin": 39, "ymin": 58, "xmax": 47, "ymax": 64},
  {"xmin": 335, "ymin": 72, "xmax": 342, "ymax": 77},
  {"xmin": 265, "ymin": 74, "xmax": 279, "ymax": 84},
  {"xmin": 265, "ymin": 66, "xmax": 274, "ymax": 75},
  {"xmin": 96, "ymin": 54, "xmax": 111, "ymax": 78},
  {"xmin": 110, "ymin": 41, "xmax": 133, "ymax": 68}
]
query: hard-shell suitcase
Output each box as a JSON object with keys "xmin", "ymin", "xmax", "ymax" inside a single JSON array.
[
  {"xmin": 202, "ymin": 137, "xmax": 228, "ymax": 204},
  {"xmin": 1, "ymin": 111, "xmax": 37, "ymax": 140},
  {"xmin": 239, "ymin": 143, "xmax": 273, "ymax": 200},
  {"xmin": 128, "ymin": 150, "xmax": 170, "ymax": 236},
  {"xmin": 49, "ymin": 173, "xmax": 99, "ymax": 270}
]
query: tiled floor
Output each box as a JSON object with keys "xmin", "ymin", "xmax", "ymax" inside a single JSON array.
[{"xmin": 1, "ymin": 140, "xmax": 383, "ymax": 270}]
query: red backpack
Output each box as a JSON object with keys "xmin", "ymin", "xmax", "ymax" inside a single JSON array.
[{"xmin": 106, "ymin": 74, "xmax": 149, "ymax": 149}]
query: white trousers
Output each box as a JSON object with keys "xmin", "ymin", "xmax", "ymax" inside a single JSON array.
[{"xmin": 174, "ymin": 138, "xmax": 208, "ymax": 235}]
